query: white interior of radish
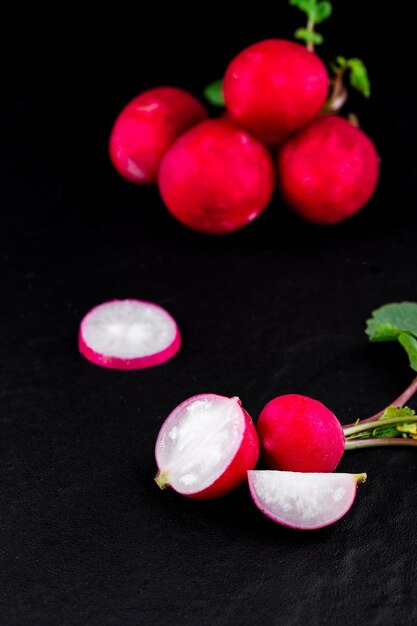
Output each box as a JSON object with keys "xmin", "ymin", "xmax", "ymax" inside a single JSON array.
[
  {"xmin": 81, "ymin": 300, "xmax": 177, "ymax": 359},
  {"xmin": 156, "ymin": 395, "xmax": 244, "ymax": 494},
  {"xmin": 248, "ymin": 471, "xmax": 357, "ymax": 530}
]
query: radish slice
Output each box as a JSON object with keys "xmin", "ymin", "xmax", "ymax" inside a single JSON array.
[
  {"xmin": 155, "ymin": 394, "xmax": 259, "ymax": 500},
  {"xmin": 78, "ymin": 299, "xmax": 181, "ymax": 370},
  {"xmin": 248, "ymin": 471, "xmax": 366, "ymax": 530}
]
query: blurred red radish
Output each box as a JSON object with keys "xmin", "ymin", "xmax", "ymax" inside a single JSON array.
[
  {"xmin": 257, "ymin": 394, "xmax": 345, "ymax": 472},
  {"xmin": 155, "ymin": 394, "xmax": 259, "ymax": 499},
  {"xmin": 224, "ymin": 40, "xmax": 329, "ymax": 144},
  {"xmin": 109, "ymin": 87, "xmax": 207, "ymax": 184},
  {"xmin": 278, "ymin": 115, "xmax": 379, "ymax": 223},
  {"xmin": 158, "ymin": 119, "xmax": 275, "ymax": 234},
  {"xmin": 248, "ymin": 470, "xmax": 366, "ymax": 530},
  {"xmin": 79, "ymin": 299, "xmax": 181, "ymax": 370}
]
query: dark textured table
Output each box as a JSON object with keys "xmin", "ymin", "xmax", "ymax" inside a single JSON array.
[{"xmin": 2, "ymin": 4, "xmax": 417, "ymax": 624}]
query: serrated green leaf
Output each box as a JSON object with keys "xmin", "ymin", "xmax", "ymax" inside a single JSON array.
[
  {"xmin": 315, "ymin": 1, "xmax": 332, "ymax": 23},
  {"xmin": 346, "ymin": 58, "xmax": 370, "ymax": 98},
  {"xmin": 203, "ymin": 80, "xmax": 225, "ymax": 107},
  {"xmin": 295, "ymin": 27, "xmax": 323, "ymax": 45},
  {"xmin": 398, "ymin": 332, "xmax": 417, "ymax": 372},
  {"xmin": 380, "ymin": 406, "xmax": 416, "ymax": 420},
  {"xmin": 366, "ymin": 302, "xmax": 417, "ymax": 341}
]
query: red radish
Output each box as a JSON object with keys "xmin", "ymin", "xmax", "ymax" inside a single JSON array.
[
  {"xmin": 248, "ymin": 470, "xmax": 366, "ymax": 530},
  {"xmin": 158, "ymin": 119, "xmax": 275, "ymax": 234},
  {"xmin": 78, "ymin": 299, "xmax": 181, "ymax": 370},
  {"xmin": 257, "ymin": 394, "xmax": 345, "ymax": 473},
  {"xmin": 155, "ymin": 394, "xmax": 259, "ymax": 499},
  {"xmin": 278, "ymin": 115, "xmax": 379, "ymax": 224},
  {"xmin": 109, "ymin": 87, "xmax": 207, "ymax": 184},
  {"xmin": 223, "ymin": 39, "xmax": 329, "ymax": 144}
]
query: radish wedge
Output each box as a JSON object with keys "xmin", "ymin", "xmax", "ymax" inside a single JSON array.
[
  {"xmin": 155, "ymin": 394, "xmax": 259, "ymax": 499},
  {"xmin": 78, "ymin": 299, "xmax": 181, "ymax": 370},
  {"xmin": 248, "ymin": 471, "xmax": 366, "ymax": 530}
]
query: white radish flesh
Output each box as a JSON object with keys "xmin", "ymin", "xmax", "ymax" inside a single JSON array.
[
  {"xmin": 248, "ymin": 470, "xmax": 366, "ymax": 530},
  {"xmin": 78, "ymin": 299, "xmax": 181, "ymax": 370},
  {"xmin": 156, "ymin": 395, "xmax": 245, "ymax": 495}
]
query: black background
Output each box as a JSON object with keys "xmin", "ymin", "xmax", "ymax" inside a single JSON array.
[{"xmin": 2, "ymin": 3, "xmax": 417, "ymax": 624}]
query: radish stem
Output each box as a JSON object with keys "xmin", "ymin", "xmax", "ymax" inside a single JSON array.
[
  {"xmin": 345, "ymin": 438, "xmax": 417, "ymax": 451},
  {"xmin": 343, "ymin": 415, "xmax": 417, "ymax": 438}
]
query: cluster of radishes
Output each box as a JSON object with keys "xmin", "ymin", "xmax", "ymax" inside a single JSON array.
[
  {"xmin": 155, "ymin": 393, "xmax": 366, "ymax": 531},
  {"xmin": 109, "ymin": 2, "xmax": 379, "ymax": 233},
  {"xmin": 78, "ymin": 298, "xmax": 417, "ymax": 531},
  {"xmin": 77, "ymin": 299, "xmax": 364, "ymax": 530}
]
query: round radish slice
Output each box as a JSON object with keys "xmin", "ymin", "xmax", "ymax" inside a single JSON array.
[
  {"xmin": 155, "ymin": 394, "xmax": 259, "ymax": 500},
  {"xmin": 78, "ymin": 299, "xmax": 181, "ymax": 370},
  {"xmin": 248, "ymin": 471, "xmax": 366, "ymax": 530}
]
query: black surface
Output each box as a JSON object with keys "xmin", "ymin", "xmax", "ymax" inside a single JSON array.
[{"xmin": 2, "ymin": 5, "xmax": 417, "ymax": 625}]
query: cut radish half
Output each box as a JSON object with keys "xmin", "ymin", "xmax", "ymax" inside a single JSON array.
[
  {"xmin": 78, "ymin": 299, "xmax": 181, "ymax": 370},
  {"xmin": 155, "ymin": 394, "xmax": 259, "ymax": 499},
  {"xmin": 248, "ymin": 471, "xmax": 366, "ymax": 530}
]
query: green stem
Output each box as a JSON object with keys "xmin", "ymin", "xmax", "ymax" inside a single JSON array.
[
  {"xmin": 345, "ymin": 438, "xmax": 417, "ymax": 451},
  {"xmin": 307, "ymin": 18, "xmax": 315, "ymax": 51},
  {"xmin": 344, "ymin": 415, "xmax": 417, "ymax": 437}
]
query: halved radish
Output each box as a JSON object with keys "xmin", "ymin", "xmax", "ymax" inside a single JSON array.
[
  {"xmin": 78, "ymin": 299, "xmax": 181, "ymax": 370},
  {"xmin": 155, "ymin": 394, "xmax": 259, "ymax": 499},
  {"xmin": 248, "ymin": 471, "xmax": 366, "ymax": 530}
]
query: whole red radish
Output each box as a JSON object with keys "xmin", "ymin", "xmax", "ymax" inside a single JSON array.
[
  {"xmin": 223, "ymin": 40, "xmax": 329, "ymax": 144},
  {"xmin": 158, "ymin": 119, "xmax": 275, "ymax": 234},
  {"xmin": 278, "ymin": 115, "xmax": 379, "ymax": 224},
  {"xmin": 257, "ymin": 394, "xmax": 345, "ymax": 472},
  {"xmin": 109, "ymin": 87, "xmax": 207, "ymax": 184},
  {"xmin": 155, "ymin": 394, "xmax": 259, "ymax": 499}
]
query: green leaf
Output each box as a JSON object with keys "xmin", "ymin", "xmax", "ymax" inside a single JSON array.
[
  {"xmin": 294, "ymin": 27, "xmax": 323, "ymax": 45},
  {"xmin": 380, "ymin": 406, "xmax": 416, "ymax": 420},
  {"xmin": 315, "ymin": 1, "xmax": 332, "ymax": 23},
  {"xmin": 346, "ymin": 58, "xmax": 370, "ymax": 98},
  {"xmin": 366, "ymin": 302, "xmax": 417, "ymax": 341},
  {"xmin": 289, "ymin": 0, "xmax": 316, "ymax": 20},
  {"xmin": 372, "ymin": 424, "xmax": 404, "ymax": 438},
  {"xmin": 398, "ymin": 332, "xmax": 417, "ymax": 372},
  {"xmin": 203, "ymin": 80, "xmax": 225, "ymax": 107},
  {"xmin": 366, "ymin": 302, "xmax": 417, "ymax": 372}
]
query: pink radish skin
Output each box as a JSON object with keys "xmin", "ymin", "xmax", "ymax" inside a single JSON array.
[
  {"xmin": 257, "ymin": 394, "xmax": 345, "ymax": 473},
  {"xmin": 278, "ymin": 115, "xmax": 380, "ymax": 224},
  {"xmin": 155, "ymin": 394, "xmax": 259, "ymax": 500},
  {"xmin": 248, "ymin": 471, "xmax": 366, "ymax": 530},
  {"xmin": 78, "ymin": 299, "xmax": 181, "ymax": 370},
  {"xmin": 109, "ymin": 87, "xmax": 207, "ymax": 184},
  {"xmin": 224, "ymin": 39, "xmax": 329, "ymax": 145},
  {"xmin": 158, "ymin": 119, "xmax": 275, "ymax": 234}
]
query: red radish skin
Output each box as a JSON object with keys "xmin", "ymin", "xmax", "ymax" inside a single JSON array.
[
  {"xmin": 155, "ymin": 394, "xmax": 259, "ymax": 499},
  {"xmin": 257, "ymin": 394, "xmax": 345, "ymax": 473},
  {"xmin": 278, "ymin": 115, "xmax": 380, "ymax": 224},
  {"xmin": 78, "ymin": 299, "xmax": 181, "ymax": 370},
  {"xmin": 224, "ymin": 40, "xmax": 329, "ymax": 144},
  {"xmin": 109, "ymin": 87, "xmax": 207, "ymax": 184},
  {"xmin": 158, "ymin": 119, "xmax": 275, "ymax": 234},
  {"xmin": 248, "ymin": 471, "xmax": 366, "ymax": 530}
]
